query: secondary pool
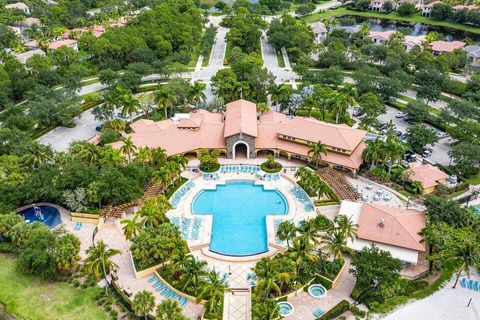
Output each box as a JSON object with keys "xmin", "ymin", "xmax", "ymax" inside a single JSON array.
[
  {"xmin": 18, "ymin": 205, "xmax": 62, "ymax": 229},
  {"xmin": 192, "ymin": 180, "xmax": 287, "ymax": 256}
]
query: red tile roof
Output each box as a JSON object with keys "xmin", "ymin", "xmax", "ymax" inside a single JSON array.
[
  {"xmin": 224, "ymin": 99, "xmax": 258, "ymax": 138},
  {"xmin": 408, "ymin": 163, "xmax": 449, "ymax": 189},
  {"xmin": 430, "ymin": 40, "xmax": 466, "ymax": 53}
]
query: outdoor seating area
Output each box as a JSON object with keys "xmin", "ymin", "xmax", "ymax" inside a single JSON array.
[
  {"xmin": 355, "ymin": 183, "xmax": 393, "ymax": 204},
  {"xmin": 180, "ymin": 217, "xmax": 203, "ymax": 240},
  {"xmin": 460, "ymin": 277, "xmax": 480, "ymax": 291},
  {"xmin": 220, "ymin": 165, "xmax": 260, "ymax": 174},
  {"xmin": 148, "ymin": 274, "xmax": 189, "ymax": 307},
  {"xmin": 171, "ymin": 180, "xmax": 195, "ymax": 207},
  {"xmin": 202, "ymin": 172, "xmax": 220, "ymax": 180},
  {"xmin": 291, "ymin": 186, "xmax": 314, "ymax": 212},
  {"xmin": 317, "ymin": 167, "xmax": 360, "ymax": 201},
  {"xmin": 246, "ymin": 272, "xmax": 257, "ymax": 287}
]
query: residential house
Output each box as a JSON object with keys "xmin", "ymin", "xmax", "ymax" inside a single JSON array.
[
  {"xmin": 429, "ymin": 40, "xmax": 466, "ymax": 55},
  {"xmin": 403, "ymin": 35, "xmax": 426, "ymax": 51},
  {"xmin": 421, "ymin": 0, "xmax": 442, "ymax": 16},
  {"xmin": 339, "ymin": 201, "xmax": 429, "ymax": 278},
  {"xmin": 48, "ymin": 39, "xmax": 78, "ymax": 51},
  {"xmin": 4, "ymin": 2, "xmax": 30, "ymax": 15},
  {"xmin": 14, "ymin": 49, "xmax": 45, "ymax": 65},
  {"xmin": 310, "ymin": 22, "xmax": 328, "ymax": 44},
  {"xmin": 464, "ymin": 45, "xmax": 480, "ymax": 67},
  {"xmin": 407, "ymin": 163, "xmax": 449, "ymax": 194},
  {"xmin": 367, "ymin": 30, "xmax": 395, "ymax": 44},
  {"xmin": 452, "ymin": 4, "xmax": 478, "ymax": 11}
]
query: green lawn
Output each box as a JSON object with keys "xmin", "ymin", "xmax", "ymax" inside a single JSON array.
[
  {"xmin": 468, "ymin": 172, "xmax": 480, "ymax": 185},
  {"xmin": 0, "ymin": 254, "xmax": 108, "ymax": 320},
  {"xmin": 302, "ymin": 8, "xmax": 480, "ymax": 36}
]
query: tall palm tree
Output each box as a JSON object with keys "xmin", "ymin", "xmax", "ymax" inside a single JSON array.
[
  {"xmin": 308, "ymin": 141, "xmax": 328, "ymax": 168},
  {"xmin": 23, "ymin": 143, "xmax": 53, "ymax": 169},
  {"xmin": 187, "ymin": 81, "xmax": 206, "ymax": 106},
  {"xmin": 197, "ymin": 270, "xmax": 228, "ymax": 314},
  {"xmin": 276, "ymin": 221, "xmax": 297, "ymax": 250},
  {"xmin": 171, "ymin": 154, "xmax": 188, "ymax": 170},
  {"xmin": 120, "ymin": 137, "xmax": 137, "ymax": 163},
  {"xmin": 85, "ymin": 241, "xmax": 121, "ymax": 293},
  {"xmin": 120, "ymin": 91, "xmax": 140, "ymax": 121},
  {"xmin": 297, "ymin": 219, "xmax": 321, "ymax": 246},
  {"xmin": 154, "ymin": 86, "xmax": 177, "ymax": 119},
  {"xmin": 135, "ymin": 147, "xmax": 153, "ymax": 165},
  {"xmin": 327, "ymin": 92, "xmax": 348, "ymax": 124},
  {"xmin": 70, "ymin": 141, "xmax": 101, "ymax": 164},
  {"xmin": 179, "ymin": 255, "xmax": 207, "ymax": 292},
  {"xmin": 156, "ymin": 299, "xmax": 187, "ymax": 320},
  {"xmin": 288, "ymin": 237, "xmax": 318, "ymax": 275},
  {"xmin": 132, "ymin": 290, "xmax": 155, "ymax": 320},
  {"xmin": 334, "ymin": 214, "xmax": 358, "ymax": 243},
  {"xmin": 120, "ymin": 214, "xmax": 144, "ymax": 240},
  {"xmin": 448, "ymin": 240, "xmax": 480, "ymax": 288},
  {"xmin": 385, "ymin": 136, "xmax": 407, "ymax": 174},
  {"xmin": 254, "ymin": 258, "xmax": 285, "ymax": 299},
  {"xmin": 138, "ymin": 196, "xmax": 171, "ymax": 228},
  {"xmin": 322, "ymin": 229, "xmax": 346, "ymax": 262},
  {"xmin": 269, "ymin": 84, "xmax": 291, "ymax": 111},
  {"xmin": 100, "ymin": 147, "xmax": 126, "ymax": 167},
  {"xmin": 155, "ymin": 167, "xmax": 173, "ymax": 193},
  {"xmin": 362, "ymin": 138, "xmax": 385, "ymax": 171},
  {"xmin": 256, "ymin": 102, "xmax": 269, "ymax": 114},
  {"xmin": 150, "ymin": 147, "xmax": 168, "ymax": 169}
]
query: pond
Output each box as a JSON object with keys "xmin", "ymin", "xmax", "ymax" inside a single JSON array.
[{"xmin": 341, "ymin": 16, "xmax": 480, "ymax": 42}]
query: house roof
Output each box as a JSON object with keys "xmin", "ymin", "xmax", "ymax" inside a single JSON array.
[
  {"xmin": 14, "ymin": 17, "xmax": 40, "ymax": 27},
  {"xmin": 224, "ymin": 99, "xmax": 258, "ymax": 138},
  {"xmin": 464, "ymin": 45, "xmax": 480, "ymax": 57},
  {"xmin": 48, "ymin": 39, "xmax": 77, "ymax": 50},
  {"xmin": 424, "ymin": 1, "xmax": 442, "ymax": 8},
  {"xmin": 14, "ymin": 49, "xmax": 45, "ymax": 64},
  {"xmin": 277, "ymin": 117, "xmax": 366, "ymax": 151},
  {"xmin": 452, "ymin": 4, "xmax": 478, "ymax": 10},
  {"xmin": 5, "ymin": 2, "xmax": 28, "ymax": 10},
  {"xmin": 408, "ymin": 163, "xmax": 449, "ymax": 189},
  {"xmin": 310, "ymin": 22, "xmax": 327, "ymax": 34},
  {"xmin": 354, "ymin": 202, "xmax": 426, "ymax": 252},
  {"xmin": 430, "ymin": 40, "xmax": 466, "ymax": 53},
  {"xmin": 24, "ymin": 40, "xmax": 38, "ymax": 48},
  {"xmin": 404, "ymin": 35, "xmax": 426, "ymax": 47},
  {"xmin": 367, "ymin": 30, "xmax": 395, "ymax": 41}
]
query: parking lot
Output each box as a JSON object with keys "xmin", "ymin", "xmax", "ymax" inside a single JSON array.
[{"xmin": 352, "ymin": 105, "xmax": 453, "ymax": 166}]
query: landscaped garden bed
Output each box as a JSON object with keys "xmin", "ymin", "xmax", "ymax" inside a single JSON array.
[{"xmin": 260, "ymin": 155, "xmax": 283, "ymax": 173}]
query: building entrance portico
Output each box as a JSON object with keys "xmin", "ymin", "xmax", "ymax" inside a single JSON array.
[{"xmin": 232, "ymin": 141, "xmax": 249, "ymax": 159}]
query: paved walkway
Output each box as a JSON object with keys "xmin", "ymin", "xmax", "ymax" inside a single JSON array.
[
  {"xmin": 223, "ymin": 289, "xmax": 252, "ymax": 320},
  {"xmin": 260, "ymin": 33, "xmax": 298, "ymax": 88}
]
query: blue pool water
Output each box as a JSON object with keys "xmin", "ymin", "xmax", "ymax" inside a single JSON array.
[
  {"xmin": 192, "ymin": 180, "xmax": 287, "ymax": 256},
  {"xmin": 19, "ymin": 205, "xmax": 62, "ymax": 228},
  {"xmin": 475, "ymin": 205, "xmax": 480, "ymax": 214}
]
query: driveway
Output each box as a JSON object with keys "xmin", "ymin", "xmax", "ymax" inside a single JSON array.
[
  {"xmin": 260, "ymin": 34, "xmax": 298, "ymax": 87},
  {"xmin": 37, "ymin": 109, "xmax": 100, "ymax": 152}
]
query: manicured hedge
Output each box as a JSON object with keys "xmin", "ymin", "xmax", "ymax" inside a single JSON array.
[
  {"xmin": 317, "ymin": 299, "xmax": 350, "ymax": 320},
  {"xmin": 315, "ymin": 275, "xmax": 333, "ymax": 290}
]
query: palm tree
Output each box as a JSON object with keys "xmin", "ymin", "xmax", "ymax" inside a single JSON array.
[
  {"xmin": 256, "ymin": 102, "xmax": 269, "ymax": 114},
  {"xmin": 308, "ymin": 141, "xmax": 328, "ymax": 168},
  {"xmin": 23, "ymin": 143, "xmax": 53, "ymax": 169},
  {"xmin": 120, "ymin": 214, "xmax": 144, "ymax": 240},
  {"xmin": 156, "ymin": 299, "xmax": 186, "ymax": 320},
  {"xmin": 289, "ymin": 237, "xmax": 319, "ymax": 275},
  {"xmin": 132, "ymin": 290, "xmax": 155, "ymax": 320},
  {"xmin": 322, "ymin": 229, "xmax": 346, "ymax": 262},
  {"xmin": 252, "ymin": 298, "xmax": 279, "ymax": 320},
  {"xmin": 362, "ymin": 138, "xmax": 385, "ymax": 171},
  {"xmin": 100, "ymin": 147, "xmax": 126, "ymax": 167},
  {"xmin": 187, "ymin": 81, "xmax": 206, "ymax": 106},
  {"xmin": 297, "ymin": 219, "xmax": 321, "ymax": 246},
  {"xmin": 138, "ymin": 196, "xmax": 172, "ymax": 228},
  {"xmin": 150, "ymin": 147, "xmax": 168, "ymax": 168},
  {"xmin": 155, "ymin": 167, "xmax": 173, "ymax": 194},
  {"xmin": 179, "ymin": 255, "xmax": 207, "ymax": 292},
  {"xmin": 334, "ymin": 214, "xmax": 358, "ymax": 243},
  {"xmin": 448, "ymin": 240, "xmax": 480, "ymax": 288},
  {"xmin": 276, "ymin": 221, "xmax": 297, "ymax": 250},
  {"xmin": 269, "ymin": 84, "xmax": 291, "ymax": 111},
  {"xmin": 135, "ymin": 147, "xmax": 153, "ymax": 165},
  {"xmin": 120, "ymin": 91, "xmax": 140, "ymax": 121},
  {"xmin": 70, "ymin": 141, "xmax": 101, "ymax": 164},
  {"xmin": 85, "ymin": 241, "xmax": 121, "ymax": 293},
  {"xmin": 254, "ymin": 258, "xmax": 284, "ymax": 298},
  {"xmin": 197, "ymin": 270, "xmax": 228, "ymax": 314},
  {"xmin": 385, "ymin": 136, "xmax": 407, "ymax": 174},
  {"xmin": 120, "ymin": 137, "xmax": 137, "ymax": 163},
  {"xmin": 311, "ymin": 177, "xmax": 329, "ymax": 200},
  {"xmin": 154, "ymin": 86, "xmax": 177, "ymax": 119},
  {"xmin": 171, "ymin": 154, "xmax": 188, "ymax": 170},
  {"xmin": 327, "ymin": 92, "xmax": 348, "ymax": 124}
]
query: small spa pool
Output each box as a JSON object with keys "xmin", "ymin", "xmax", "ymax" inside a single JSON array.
[
  {"xmin": 18, "ymin": 205, "xmax": 62, "ymax": 229},
  {"xmin": 278, "ymin": 302, "xmax": 294, "ymax": 317},
  {"xmin": 308, "ymin": 284, "xmax": 327, "ymax": 298}
]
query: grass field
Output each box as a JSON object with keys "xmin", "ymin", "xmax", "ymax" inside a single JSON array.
[
  {"xmin": 0, "ymin": 254, "xmax": 108, "ymax": 320},
  {"xmin": 302, "ymin": 8, "xmax": 480, "ymax": 36},
  {"xmin": 276, "ymin": 49, "xmax": 286, "ymax": 68}
]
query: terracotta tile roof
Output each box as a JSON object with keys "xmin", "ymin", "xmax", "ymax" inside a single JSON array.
[
  {"xmin": 277, "ymin": 117, "xmax": 366, "ymax": 151},
  {"xmin": 430, "ymin": 40, "xmax": 466, "ymax": 53},
  {"xmin": 259, "ymin": 111, "xmax": 288, "ymax": 124},
  {"xmin": 408, "ymin": 163, "xmax": 449, "ymax": 189},
  {"xmin": 14, "ymin": 17, "xmax": 40, "ymax": 27},
  {"xmin": 177, "ymin": 118, "xmax": 200, "ymax": 128},
  {"xmin": 224, "ymin": 99, "xmax": 258, "ymax": 138},
  {"xmin": 48, "ymin": 39, "xmax": 77, "ymax": 50},
  {"xmin": 24, "ymin": 40, "xmax": 38, "ymax": 48},
  {"xmin": 15, "ymin": 49, "xmax": 45, "ymax": 64},
  {"xmin": 367, "ymin": 30, "xmax": 395, "ymax": 41},
  {"xmin": 424, "ymin": 1, "xmax": 442, "ymax": 8},
  {"xmin": 452, "ymin": 4, "xmax": 478, "ymax": 10},
  {"xmin": 5, "ymin": 2, "xmax": 28, "ymax": 10},
  {"xmin": 357, "ymin": 203, "xmax": 426, "ymax": 252}
]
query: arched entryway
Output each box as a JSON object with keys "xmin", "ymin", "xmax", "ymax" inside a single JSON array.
[{"xmin": 232, "ymin": 141, "xmax": 249, "ymax": 159}]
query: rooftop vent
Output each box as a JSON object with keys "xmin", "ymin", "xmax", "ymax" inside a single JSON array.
[{"xmin": 378, "ymin": 218, "xmax": 386, "ymax": 228}]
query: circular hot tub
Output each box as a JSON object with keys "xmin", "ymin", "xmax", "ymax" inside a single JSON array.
[{"xmin": 308, "ymin": 284, "xmax": 327, "ymax": 298}]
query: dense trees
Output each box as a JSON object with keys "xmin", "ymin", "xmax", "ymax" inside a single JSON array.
[
  {"xmin": 223, "ymin": 7, "xmax": 266, "ymax": 54},
  {"xmin": 267, "ymin": 15, "xmax": 313, "ymax": 61},
  {"xmin": 406, "ymin": 124, "xmax": 439, "ymax": 154}
]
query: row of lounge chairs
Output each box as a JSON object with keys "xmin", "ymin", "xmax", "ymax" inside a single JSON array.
[
  {"xmin": 265, "ymin": 173, "xmax": 280, "ymax": 181},
  {"xmin": 313, "ymin": 309, "xmax": 325, "ymax": 317},
  {"xmin": 461, "ymin": 277, "xmax": 480, "ymax": 291},
  {"xmin": 148, "ymin": 274, "xmax": 189, "ymax": 307},
  {"xmin": 202, "ymin": 173, "xmax": 219, "ymax": 180},
  {"xmin": 180, "ymin": 217, "xmax": 203, "ymax": 240},
  {"xmin": 171, "ymin": 181, "xmax": 195, "ymax": 207},
  {"xmin": 220, "ymin": 165, "xmax": 260, "ymax": 174}
]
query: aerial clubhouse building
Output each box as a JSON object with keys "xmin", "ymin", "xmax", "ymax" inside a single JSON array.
[{"xmin": 112, "ymin": 99, "xmax": 367, "ymax": 173}]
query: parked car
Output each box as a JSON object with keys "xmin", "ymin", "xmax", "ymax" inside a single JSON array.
[
  {"xmin": 95, "ymin": 125, "xmax": 103, "ymax": 132},
  {"xmin": 396, "ymin": 112, "xmax": 406, "ymax": 118},
  {"xmin": 394, "ymin": 130, "xmax": 402, "ymax": 137},
  {"xmin": 353, "ymin": 109, "xmax": 365, "ymax": 117},
  {"xmin": 403, "ymin": 115, "xmax": 415, "ymax": 122}
]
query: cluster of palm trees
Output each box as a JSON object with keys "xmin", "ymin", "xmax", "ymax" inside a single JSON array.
[
  {"xmin": 252, "ymin": 214, "xmax": 357, "ymax": 319},
  {"xmin": 131, "ymin": 290, "xmax": 189, "ymax": 320},
  {"xmin": 294, "ymin": 167, "xmax": 330, "ymax": 200},
  {"xmin": 308, "ymin": 140, "xmax": 328, "ymax": 169},
  {"xmin": 362, "ymin": 132, "xmax": 407, "ymax": 175},
  {"xmin": 154, "ymin": 81, "xmax": 206, "ymax": 118}
]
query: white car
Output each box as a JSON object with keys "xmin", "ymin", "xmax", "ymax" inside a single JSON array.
[{"xmin": 396, "ymin": 112, "xmax": 406, "ymax": 118}]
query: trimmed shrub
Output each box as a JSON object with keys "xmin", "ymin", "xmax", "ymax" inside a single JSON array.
[{"xmin": 317, "ymin": 300, "xmax": 350, "ymax": 320}]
